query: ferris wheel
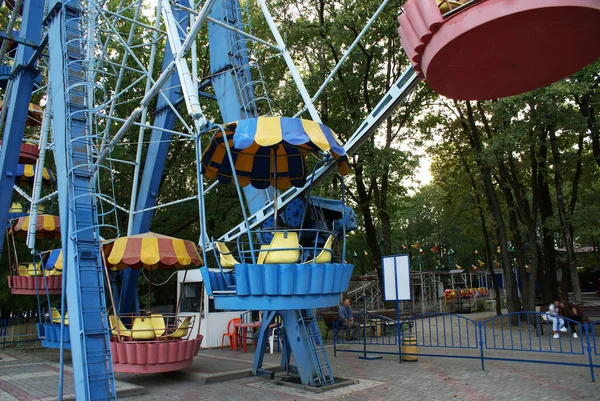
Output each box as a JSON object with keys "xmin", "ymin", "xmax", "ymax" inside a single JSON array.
[{"xmin": 0, "ymin": 0, "xmax": 598, "ymax": 399}]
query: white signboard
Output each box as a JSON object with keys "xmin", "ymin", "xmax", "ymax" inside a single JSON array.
[{"xmin": 382, "ymin": 254, "xmax": 411, "ymax": 301}]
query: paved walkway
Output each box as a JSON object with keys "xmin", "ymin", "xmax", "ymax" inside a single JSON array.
[
  {"xmin": 0, "ymin": 328, "xmax": 598, "ymax": 400},
  {"xmin": 119, "ymin": 346, "xmax": 598, "ymax": 401},
  {"xmin": 0, "ymin": 349, "xmax": 141, "ymax": 400}
]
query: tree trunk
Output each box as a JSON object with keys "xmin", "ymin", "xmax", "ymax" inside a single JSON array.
[
  {"xmin": 354, "ymin": 162, "xmax": 383, "ymax": 283},
  {"xmin": 548, "ymin": 127, "xmax": 583, "ymax": 304},
  {"xmin": 449, "ymin": 130, "xmax": 501, "ymax": 315},
  {"xmin": 458, "ymin": 101, "xmax": 521, "ymax": 312},
  {"xmin": 575, "ymin": 93, "xmax": 600, "ymax": 169}
]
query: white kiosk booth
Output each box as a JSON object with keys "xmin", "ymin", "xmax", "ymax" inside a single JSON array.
[{"xmin": 176, "ymin": 269, "xmax": 245, "ymax": 348}]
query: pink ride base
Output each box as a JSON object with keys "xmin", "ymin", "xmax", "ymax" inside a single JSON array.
[
  {"xmin": 7, "ymin": 276, "xmax": 62, "ymax": 295},
  {"xmin": 399, "ymin": 0, "xmax": 600, "ymax": 100},
  {"xmin": 110, "ymin": 336, "xmax": 203, "ymax": 374}
]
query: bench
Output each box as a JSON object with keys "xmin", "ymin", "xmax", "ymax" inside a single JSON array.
[
  {"xmin": 318, "ymin": 311, "xmax": 339, "ymax": 341},
  {"xmin": 318, "ymin": 310, "xmax": 401, "ymax": 340},
  {"xmin": 538, "ymin": 304, "xmax": 600, "ymax": 335},
  {"xmin": 539, "ymin": 305, "xmax": 600, "ymax": 323},
  {"xmin": 367, "ymin": 309, "xmax": 416, "ymax": 334}
]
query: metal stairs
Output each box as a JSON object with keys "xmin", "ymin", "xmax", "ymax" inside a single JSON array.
[
  {"xmin": 254, "ymin": 310, "xmax": 334, "ymax": 387},
  {"xmin": 297, "ymin": 309, "xmax": 335, "ymax": 386},
  {"xmin": 46, "ymin": 1, "xmax": 117, "ymax": 399},
  {"xmin": 223, "ymin": 0, "xmax": 272, "ymax": 118}
]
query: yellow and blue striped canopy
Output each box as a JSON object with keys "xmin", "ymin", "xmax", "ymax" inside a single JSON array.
[
  {"xmin": 201, "ymin": 117, "xmax": 350, "ymax": 189},
  {"xmin": 15, "ymin": 164, "xmax": 55, "ymax": 187}
]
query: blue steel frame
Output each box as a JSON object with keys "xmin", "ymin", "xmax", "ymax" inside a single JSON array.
[
  {"xmin": 0, "ymin": 1, "xmax": 44, "ymax": 255},
  {"xmin": 333, "ymin": 311, "xmax": 599, "ymax": 382},
  {"xmin": 118, "ymin": 1, "xmax": 191, "ymax": 316},
  {"xmin": 46, "ymin": 0, "xmax": 116, "ymax": 399}
]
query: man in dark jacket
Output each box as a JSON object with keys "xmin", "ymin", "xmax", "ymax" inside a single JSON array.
[{"xmin": 339, "ymin": 299, "xmax": 359, "ymax": 340}]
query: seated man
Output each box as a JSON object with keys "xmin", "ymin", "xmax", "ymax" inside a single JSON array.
[{"xmin": 338, "ymin": 299, "xmax": 359, "ymax": 340}]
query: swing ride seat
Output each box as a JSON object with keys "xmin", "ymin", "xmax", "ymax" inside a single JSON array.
[
  {"xmin": 436, "ymin": 0, "xmax": 469, "ymax": 15},
  {"xmin": 167, "ymin": 316, "xmax": 191, "ymax": 339},
  {"xmin": 398, "ymin": 0, "xmax": 600, "ymax": 100},
  {"xmin": 151, "ymin": 314, "xmax": 167, "ymax": 338},
  {"xmin": 131, "ymin": 317, "xmax": 156, "ymax": 341},
  {"xmin": 215, "ymin": 241, "xmax": 240, "ymax": 268},
  {"xmin": 257, "ymin": 231, "xmax": 301, "ymax": 265},
  {"xmin": 50, "ymin": 307, "xmax": 68, "ymax": 325},
  {"xmin": 303, "ymin": 235, "xmax": 335, "ymax": 264},
  {"xmin": 109, "ymin": 315, "xmax": 132, "ymax": 338},
  {"xmin": 109, "ymin": 314, "xmax": 202, "ymax": 374}
]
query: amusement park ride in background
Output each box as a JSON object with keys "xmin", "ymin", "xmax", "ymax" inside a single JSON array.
[{"xmin": 0, "ymin": 0, "xmax": 598, "ymax": 399}]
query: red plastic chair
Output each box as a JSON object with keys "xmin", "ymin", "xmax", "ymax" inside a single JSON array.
[{"xmin": 221, "ymin": 318, "xmax": 241, "ymax": 350}]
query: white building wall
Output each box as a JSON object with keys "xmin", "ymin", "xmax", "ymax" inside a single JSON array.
[{"xmin": 177, "ymin": 269, "xmax": 245, "ymax": 348}]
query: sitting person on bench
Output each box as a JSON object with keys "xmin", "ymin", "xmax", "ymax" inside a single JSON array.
[
  {"xmin": 560, "ymin": 301, "xmax": 582, "ymax": 339},
  {"xmin": 339, "ymin": 299, "xmax": 359, "ymax": 340},
  {"xmin": 542, "ymin": 300, "xmax": 567, "ymax": 339}
]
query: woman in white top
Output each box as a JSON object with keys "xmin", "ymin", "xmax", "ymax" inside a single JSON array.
[{"xmin": 547, "ymin": 301, "xmax": 567, "ymax": 338}]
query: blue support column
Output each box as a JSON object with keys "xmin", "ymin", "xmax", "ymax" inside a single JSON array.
[
  {"xmin": 46, "ymin": 1, "xmax": 116, "ymax": 399},
  {"xmin": 0, "ymin": 1, "xmax": 44, "ymax": 255},
  {"xmin": 208, "ymin": 0, "xmax": 272, "ymax": 214},
  {"xmin": 118, "ymin": 2, "xmax": 190, "ymax": 314}
]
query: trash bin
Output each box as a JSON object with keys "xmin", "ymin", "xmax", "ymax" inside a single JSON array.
[{"xmin": 402, "ymin": 336, "xmax": 418, "ymax": 362}]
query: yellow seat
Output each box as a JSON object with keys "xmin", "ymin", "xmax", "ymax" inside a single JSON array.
[
  {"xmin": 256, "ymin": 244, "xmax": 270, "ymax": 265},
  {"xmin": 168, "ymin": 316, "xmax": 191, "ymax": 339},
  {"xmin": 109, "ymin": 315, "xmax": 132, "ymax": 337},
  {"xmin": 51, "ymin": 307, "xmax": 68, "ymax": 325},
  {"xmin": 131, "ymin": 317, "xmax": 156, "ymax": 340},
  {"xmin": 150, "ymin": 314, "xmax": 166, "ymax": 337},
  {"xmin": 18, "ymin": 265, "xmax": 30, "ymax": 277},
  {"xmin": 437, "ymin": 0, "xmax": 467, "ymax": 14},
  {"xmin": 303, "ymin": 235, "xmax": 335, "ymax": 264},
  {"xmin": 259, "ymin": 232, "xmax": 300, "ymax": 264},
  {"xmin": 215, "ymin": 242, "xmax": 239, "ymax": 268},
  {"xmin": 26, "ymin": 262, "xmax": 43, "ymax": 276},
  {"xmin": 44, "ymin": 268, "xmax": 62, "ymax": 277}
]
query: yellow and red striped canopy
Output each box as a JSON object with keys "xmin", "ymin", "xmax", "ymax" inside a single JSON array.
[
  {"xmin": 103, "ymin": 232, "xmax": 203, "ymax": 271},
  {"xmin": 12, "ymin": 215, "xmax": 61, "ymax": 239},
  {"xmin": 0, "ymin": 100, "xmax": 42, "ymax": 127}
]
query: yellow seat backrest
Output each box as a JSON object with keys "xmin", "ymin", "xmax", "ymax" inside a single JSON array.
[
  {"xmin": 27, "ymin": 262, "xmax": 42, "ymax": 276},
  {"xmin": 437, "ymin": 0, "xmax": 467, "ymax": 14},
  {"xmin": 168, "ymin": 316, "xmax": 191, "ymax": 339},
  {"xmin": 51, "ymin": 307, "xmax": 61, "ymax": 323},
  {"xmin": 256, "ymin": 244, "xmax": 270, "ymax": 265},
  {"xmin": 18, "ymin": 265, "xmax": 29, "ymax": 276},
  {"xmin": 51, "ymin": 308, "xmax": 68, "ymax": 325},
  {"xmin": 215, "ymin": 242, "xmax": 239, "ymax": 268},
  {"xmin": 109, "ymin": 315, "xmax": 131, "ymax": 337},
  {"xmin": 131, "ymin": 317, "xmax": 156, "ymax": 340},
  {"xmin": 150, "ymin": 314, "xmax": 166, "ymax": 337},
  {"xmin": 44, "ymin": 268, "xmax": 62, "ymax": 277},
  {"xmin": 304, "ymin": 235, "xmax": 335, "ymax": 264},
  {"xmin": 262, "ymin": 232, "xmax": 300, "ymax": 264}
]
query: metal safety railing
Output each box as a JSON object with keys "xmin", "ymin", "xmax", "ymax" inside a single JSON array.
[
  {"xmin": 333, "ymin": 311, "xmax": 600, "ymax": 382},
  {"xmin": 0, "ymin": 314, "xmax": 41, "ymax": 350}
]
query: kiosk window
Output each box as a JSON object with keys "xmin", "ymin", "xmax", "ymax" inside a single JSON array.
[{"xmin": 180, "ymin": 283, "xmax": 203, "ymax": 313}]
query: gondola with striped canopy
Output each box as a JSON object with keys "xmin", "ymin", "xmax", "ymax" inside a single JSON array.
[{"xmin": 201, "ymin": 116, "xmax": 350, "ymax": 190}]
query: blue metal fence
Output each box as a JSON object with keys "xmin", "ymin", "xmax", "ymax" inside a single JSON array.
[
  {"xmin": 333, "ymin": 311, "xmax": 600, "ymax": 381},
  {"xmin": 0, "ymin": 315, "xmax": 41, "ymax": 350}
]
